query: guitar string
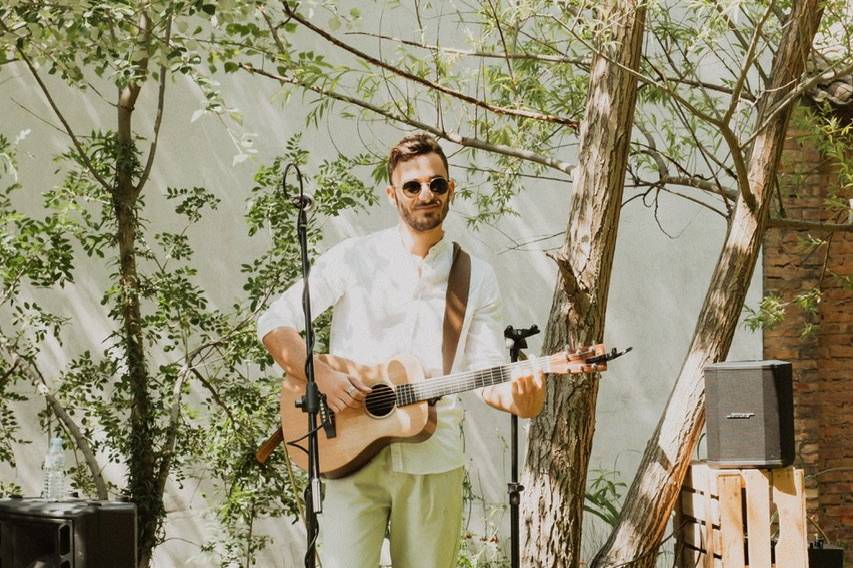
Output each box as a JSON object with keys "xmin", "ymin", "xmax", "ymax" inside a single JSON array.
[
  {"xmin": 408, "ymin": 350, "xmax": 599, "ymax": 393},
  {"xmin": 376, "ymin": 355, "xmax": 557, "ymax": 406},
  {"xmin": 356, "ymin": 351, "xmax": 595, "ymax": 404},
  {"xmin": 359, "ymin": 352, "xmax": 600, "ymax": 407},
  {"xmin": 391, "ymin": 351, "xmax": 600, "ymax": 404}
]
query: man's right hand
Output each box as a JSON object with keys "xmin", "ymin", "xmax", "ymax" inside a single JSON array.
[
  {"xmin": 316, "ymin": 366, "xmax": 371, "ymax": 413},
  {"xmin": 262, "ymin": 326, "xmax": 371, "ymax": 413}
]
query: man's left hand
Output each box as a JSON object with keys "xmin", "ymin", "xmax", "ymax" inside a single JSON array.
[
  {"xmin": 482, "ymin": 369, "xmax": 547, "ymax": 418},
  {"xmin": 509, "ymin": 369, "xmax": 546, "ymax": 418}
]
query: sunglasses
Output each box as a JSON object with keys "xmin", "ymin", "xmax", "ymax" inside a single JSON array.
[{"xmin": 399, "ymin": 176, "xmax": 450, "ymax": 198}]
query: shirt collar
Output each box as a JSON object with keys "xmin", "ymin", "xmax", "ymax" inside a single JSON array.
[{"xmin": 392, "ymin": 224, "xmax": 452, "ymax": 268}]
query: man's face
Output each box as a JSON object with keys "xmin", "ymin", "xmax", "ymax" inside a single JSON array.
[{"xmin": 385, "ymin": 152, "xmax": 455, "ymax": 232}]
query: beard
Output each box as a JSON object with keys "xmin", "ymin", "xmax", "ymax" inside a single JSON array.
[{"xmin": 397, "ymin": 197, "xmax": 450, "ymax": 232}]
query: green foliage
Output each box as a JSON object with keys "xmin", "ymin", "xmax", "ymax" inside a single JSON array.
[
  {"xmin": 789, "ymin": 105, "xmax": 853, "ymax": 217},
  {"xmin": 0, "ymin": 133, "xmax": 75, "ymax": 468},
  {"xmin": 1, "ymin": 3, "xmax": 382, "ymax": 563},
  {"xmin": 744, "ymin": 288, "xmax": 822, "ymax": 339},
  {"xmin": 0, "ymin": 121, "xmax": 377, "ymax": 566},
  {"xmin": 743, "ymin": 293, "xmax": 787, "ymax": 332},
  {"xmin": 744, "ymin": 104, "xmax": 852, "ymax": 339},
  {"xmin": 584, "ymin": 468, "xmax": 627, "ymax": 527},
  {"xmin": 3, "ymin": 0, "xmax": 851, "ymax": 566},
  {"xmin": 239, "ymin": 1, "xmax": 591, "ymax": 226}
]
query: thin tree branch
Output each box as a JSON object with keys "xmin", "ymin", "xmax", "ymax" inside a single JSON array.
[
  {"xmin": 155, "ymin": 363, "xmax": 192, "ymax": 497},
  {"xmin": 768, "ymin": 218, "xmax": 853, "ymax": 232},
  {"xmin": 241, "ymin": 63, "xmax": 575, "ymax": 175},
  {"xmin": 258, "ymin": 5, "xmax": 289, "ymax": 54},
  {"xmin": 452, "ymin": 162, "xmax": 571, "ymax": 183},
  {"xmin": 718, "ymin": 125, "xmax": 756, "ymax": 211},
  {"xmin": 344, "ymin": 30, "xmax": 589, "ymax": 65},
  {"xmin": 633, "ymin": 118, "xmax": 738, "ymax": 201},
  {"xmin": 0, "ymin": 22, "xmax": 112, "ymax": 192},
  {"xmin": 376, "ymin": 10, "xmax": 416, "ymax": 129},
  {"xmin": 155, "ymin": 313, "xmax": 260, "ymax": 493},
  {"xmin": 713, "ymin": 0, "xmax": 770, "ymax": 84},
  {"xmin": 645, "ymin": 34, "xmax": 737, "ymax": 203},
  {"xmin": 43, "ymin": 391, "xmax": 109, "ymax": 499},
  {"xmin": 0, "ymin": 356, "xmax": 21, "ymax": 385},
  {"xmin": 136, "ymin": 11, "xmax": 172, "ymax": 193},
  {"xmin": 190, "ymin": 367, "xmax": 240, "ymax": 429},
  {"xmin": 634, "ymin": 121, "xmax": 669, "ymax": 178},
  {"xmin": 631, "ymin": 181, "xmax": 730, "ymax": 218},
  {"xmin": 737, "ymin": 2, "xmax": 778, "ymax": 78},
  {"xmin": 281, "ymin": 3, "xmax": 579, "ymax": 129},
  {"xmin": 661, "ymin": 175, "xmax": 738, "ymax": 200},
  {"xmin": 590, "ymin": 19, "xmax": 757, "ymax": 210},
  {"xmin": 499, "ymin": 231, "xmax": 565, "ymax": 254},
  {"xmin": 485, "ymin": 0, "xmax": 516, "ymax": 86},
  {"xmin": 2, "ymin": 346, "xmax": 109, "ymax": 500},
  {"xmin": 665, "ymin": 75, "xmax": 755, "ymax": 101},
  {"xmin": 723, "ymin": 1, "xmax": 775, "ymax": 125},
  {"xmin": 741, "ymin": 59, "xmax": 853, "ymax": 150}
]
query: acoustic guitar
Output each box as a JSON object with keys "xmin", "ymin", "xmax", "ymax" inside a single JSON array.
[{"xmin": 278, "ymin": 344, "xmax": 615, "ymax": 478}]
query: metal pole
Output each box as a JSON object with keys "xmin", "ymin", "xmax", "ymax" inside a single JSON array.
[
  {"xmin": 504, "ymin": 324, "xmax": 539, "ymax": 568},
  {"xmin": 284, "ymin": 163, "xmax": 322, "ymax": 568}
]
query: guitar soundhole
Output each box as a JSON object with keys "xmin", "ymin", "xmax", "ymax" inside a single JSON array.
[{"xmin": 365, "ymin": 383, "xmax": 396, "ymax": 418}]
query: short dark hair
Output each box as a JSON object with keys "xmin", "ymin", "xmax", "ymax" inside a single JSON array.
[{"xmin": 387, "ymin": 133, "xmax": 449, "ymax": 183}]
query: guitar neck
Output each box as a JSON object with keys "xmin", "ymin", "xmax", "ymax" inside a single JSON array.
[{"xmin": 397, "ymin": 355, "xmax": 560, "ymax": 406}]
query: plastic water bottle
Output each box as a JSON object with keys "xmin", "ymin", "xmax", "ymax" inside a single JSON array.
[{"xmin": 41, "ymin": 437, "xmax": 65, "ymax": 500}]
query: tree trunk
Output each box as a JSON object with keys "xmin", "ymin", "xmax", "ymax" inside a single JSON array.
[
  {"xmin": 592, "ymin": 3, "xmax": 823, "ymax": 566},
  {"xmin": 521, "ymin": 2, "xmax": 646, "ymax": 566},
  {"xmin": 115, "ymin": 80, "xmax": 161, "ymax": 568},
  {"xmin": 113, "ymin": 13, "xmax": 161, "ymax": 568}
]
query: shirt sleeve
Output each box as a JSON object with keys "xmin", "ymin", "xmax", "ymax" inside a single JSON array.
[
  {"xmin": 461, "ymin": 263, "xmax": 508, "ymax": 372},
  {"xmin": 256, "ymin": 238, "xmax": 351, "ymax": 343}
]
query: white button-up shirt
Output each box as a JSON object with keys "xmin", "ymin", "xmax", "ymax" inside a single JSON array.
[{"xmin": 257, "ymin": 225, "xmax": 506, "ymax": 474}]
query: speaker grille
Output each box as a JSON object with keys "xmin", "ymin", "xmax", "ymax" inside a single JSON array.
[{"xmin": 705, "ymin": 360, "xmax": 794, "ymax": 468}]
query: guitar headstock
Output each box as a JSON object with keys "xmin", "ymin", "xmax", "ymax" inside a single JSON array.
[{"xmin": 549, "ymin": 344, "xmax": 608, "ymax": 375}]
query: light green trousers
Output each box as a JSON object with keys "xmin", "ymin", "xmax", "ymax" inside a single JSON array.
[{"xmin": 318, "ymin": 447, "xmax": 464, "ymax": 568}]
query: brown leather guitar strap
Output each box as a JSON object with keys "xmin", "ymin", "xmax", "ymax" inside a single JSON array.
[{"xmin": 442, "ymin": 242, "xmax": 471, "ymax": 376}]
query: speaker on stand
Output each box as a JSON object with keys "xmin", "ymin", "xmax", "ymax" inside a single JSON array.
[{"xmin": 704, "ymin": 360, "xmax": 795, "ymax": 468}]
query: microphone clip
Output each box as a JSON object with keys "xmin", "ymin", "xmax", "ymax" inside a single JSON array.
[
  {"xmin": 282, "ymin": 162, "xmax": 314, "ymax": 211},
  {"xmin": 290, "ymin": 194, "xmax": 314, "ymax": 211}
]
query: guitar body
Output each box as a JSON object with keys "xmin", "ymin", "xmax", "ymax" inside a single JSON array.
[{"xmin": 280, "ymin": 354, "xmax": 437, "ymax": 479}]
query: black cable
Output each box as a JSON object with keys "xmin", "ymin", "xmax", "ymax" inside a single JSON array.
[{"xmin": 285, "ymin": 419, "xmax": 330, "ymax": 448}]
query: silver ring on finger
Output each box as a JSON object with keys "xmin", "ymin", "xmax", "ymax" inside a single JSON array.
[{"xmin": 346, "ymin": 385, "xmax": 356, "ymax": 397}]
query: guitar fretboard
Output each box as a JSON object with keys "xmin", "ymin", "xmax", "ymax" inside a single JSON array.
[{"xmin": 394, "ymin": 356, "xmax": 557, "ymax": 407}]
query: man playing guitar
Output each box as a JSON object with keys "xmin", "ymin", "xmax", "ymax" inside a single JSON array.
[{"xmin": 258, "ymin": 133, "xmax": 546, "ymax": 567}]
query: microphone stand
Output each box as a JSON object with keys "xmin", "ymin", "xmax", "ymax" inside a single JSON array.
[
  {"xmin": 503, "ymin": 324, "xmax": 540, "ymax": 568},
  {"xmin": 284, "ymin": 163, "xmax": 322, "ymax": 568}
]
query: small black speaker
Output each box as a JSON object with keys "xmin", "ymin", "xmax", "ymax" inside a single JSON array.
[
  {"xmin": 808, "ymin": 541, "xmax": 844, "ymax": 568},
  {"xmin": 0, "ymin": 498, "xmax": 137, "ymax": 568},
  {"xmin": 704, "ymin": 360, "xmax": 795, "ymax": 468}
]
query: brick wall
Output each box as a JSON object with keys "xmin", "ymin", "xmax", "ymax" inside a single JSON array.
[{"xmin": 763, "ymin": 125, "xmax": 852, "ymax": 558}]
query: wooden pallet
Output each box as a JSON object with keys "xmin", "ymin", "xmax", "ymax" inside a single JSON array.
[{"xmin": 675, "ymin": 462, "xmax": 808, "ymax": 568}]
